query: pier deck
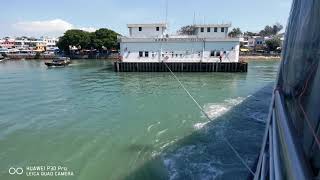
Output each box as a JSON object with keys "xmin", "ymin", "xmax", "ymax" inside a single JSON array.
[{"xmin": 114, "ymin": 62, "xmax": 248, "ymax": 72}]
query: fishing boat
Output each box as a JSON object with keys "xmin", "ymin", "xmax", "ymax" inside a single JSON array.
[
  {"xmin": 44, "ymin": 57, "xmax": 71, "ymax": 67},
  {"xmin": 253, "ymin": 0, "xmax": 320, "ymax": 179}
]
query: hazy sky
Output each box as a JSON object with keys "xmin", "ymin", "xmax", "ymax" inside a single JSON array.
[{"xmin": 0, "ymin": 0, "xmax": 292, "ymax": 37}]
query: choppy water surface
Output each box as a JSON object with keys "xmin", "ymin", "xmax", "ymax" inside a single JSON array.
[{"xmin": 0, "ymin": 60, "xmax": 279, "ymax": 180}]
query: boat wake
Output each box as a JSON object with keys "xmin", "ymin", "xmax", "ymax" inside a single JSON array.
[
  {"xmin": 194, "ymin": 96, "xmax": 249, "ymax": 130},
  {"xmin": 163, "ymin": 145, "xmax": 223, "ymax": 180}
]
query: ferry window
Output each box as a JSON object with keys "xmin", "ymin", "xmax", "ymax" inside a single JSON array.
[
  {"xmin": 162, "ymin": 54, "xmax": 164, "ymax": 57},
  {"xmin": 156, "ymin": 27, "xmax": 160, "ymax": 31},
  {"xmin": 201, "ymin": 27, "xmax": 204, "ymax": 32},
  {"xmin": 180, "ymin": 54, "xmax": 183, "ymax": 58},
  {"xmin": 216, "ymin": 51, "xmax": 221, "ymax": 56},
  {"xmin": 139, "ymin": 51, "xmax": 143, "ymax": 57},
  {"xmin": 207, "ymin": 27, "xmax": 211, "ymax": 32},
  {"xmin": 175, "ymin": 54, "xmax": 178, "ymax": 57},
  {"xmin": 139, "ymin": 27, "xmax": 142, "ymax": 31},
  {"xmin": 145, "ymin": 51, "xmax": 149, "ymax": 57},
  {"xmin": 224, "ymin": 51, "xmax": 227, "ymax": 54},
  {"xmin": 214, "ymin": 27, "xmax": 217, "ymax": 32},
  {"xmin": 198, "ymin": 52, "xmax": 201, "ymax": 57},
  {"xmin": 210, "ymin": 51, "xmax": 215, "ymax": 57},
  {"xmin": 221, "ymin": 27, "xmax": 225, "ymax": 32}
]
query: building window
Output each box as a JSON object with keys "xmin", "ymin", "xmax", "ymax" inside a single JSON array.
[
  {"xmin": 200, "ymin": 27, "xmax": 204, "ymax": 32},
  {"xmin": 221, "ymin": 27, "xmax": 224, "ymax": 32},
  {"xmin": 139, "ymin": 27, "xmax": 142, "ymax": 31},
  {"xmin": 198, "ymin": 52, "xmax": 201, "ymax": 57},
  {"xmin": 210, "ymin": 51, "xmax": 215, "ymax": 57},
  {"xmin": 156, "ymin": 27, "xmax": 160, "ymax": 31},
  {"xmin": 207, "ymin": 27, "xmax": 211, "ymax": 32},
  {"xmin": 145, "ymin": 51, "xmax": 149, "ymax": 57},
  {"xmin": 214, "ymin": 27, "xmax": 217, "ymax": 32},
  {"xmin": 139, "ymin": 51, "xmax": 143, "ymax": 57}
]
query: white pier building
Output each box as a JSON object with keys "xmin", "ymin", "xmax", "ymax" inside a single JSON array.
[{"xmin": 119, "ymin": 23, "xmax": 240, "ymax": 62}]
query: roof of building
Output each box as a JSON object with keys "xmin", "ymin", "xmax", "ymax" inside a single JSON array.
[
  {"xmin": 194, "ymin": 23, "xmax": 232, "ymax": 28},
  {"xmin": 127, "ymin": 23, "xmax": 167, "ymax": 28}
]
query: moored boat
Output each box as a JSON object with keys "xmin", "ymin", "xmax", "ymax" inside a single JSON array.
[{"xmin": 45, "ymin": 57, "xmax": 71, "ymax": 67}]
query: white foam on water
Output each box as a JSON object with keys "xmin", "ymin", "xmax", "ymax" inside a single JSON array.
[
  {"xmin": 163, "ymin": 158, "xmax": 179, "ymax": 180},
  {"xmin": 147, "ymin": 121, "xmax": 160, "ymax": 132},
  {"xmin": 193, "ymin": 122, "xmax": 209, "ymax": 130},
  {"xmin": 193, "ymin": 96, "xmax": 249, "ymax": 130},
  {"xmin": 249, "ymin": 112, "xmax": 266, "ymax": 123},
  {"xmin": 156, "ymin": 128, "xmax": 168, "ymax": 137},
  {"xmin": 163, "ymin": 145, "xmax": 223, "ymax": 180},
  {"xmin": 160, "ymin": 139, "xmax": 178, "ymax": 150}
]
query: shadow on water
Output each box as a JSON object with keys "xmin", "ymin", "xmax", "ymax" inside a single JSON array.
[{"xmin": 122, "ymin": 83, "xmax": 274, "ymax": 180}]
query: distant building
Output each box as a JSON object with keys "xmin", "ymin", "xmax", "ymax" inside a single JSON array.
[
  {"xmin": 0, "ymin": 36, "xmax": 59, "ymax": 54},
  {"xmin": 246, "ymin": 36, "xmax": 266, "ymax": 50},
  {"xmin": 120, "ymin": 23, "xmax": 240, "ymax": 62},
  {"xmin": 42, "ymin": 37, "xmax": 59, "ymax": 51},
  {"xmin": 239, "ymin": 37, "xmax": 249, "ymax": 48},
  {"xmin": 0, "ymin": 38, "xmax": 15, "ymax": 49}
]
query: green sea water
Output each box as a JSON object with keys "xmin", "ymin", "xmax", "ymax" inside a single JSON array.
[{"xmin": 0, "ymin": 60, "xmax": 279, "ymax": 180}]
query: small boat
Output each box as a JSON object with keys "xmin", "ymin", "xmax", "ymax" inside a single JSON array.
[
  {"xmin": 45, "ymin": 57, "xmax": 71, "ymax": 67},
  {"xmin": 0, "ymin": 55, "xmax": 7, "ymax": 62}
]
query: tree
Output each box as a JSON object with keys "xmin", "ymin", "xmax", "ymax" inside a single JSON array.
[
  {"xmin": 272, "ymin": 23, "xmax": 283, "ymax": 35},
  {"xmin": 57, "ymin": 29, "xmax": 91, "ymax": 53},
  {"xmin": 265, "ymin": 37, "xmax": 281, "ymax": 51},
  {"xmin": 57, "ymin": 28, "xmax": 119, "ymax": 54},
  {"xmin": 93, "ymin": 28, "xmax": 119, "ymax": 50},
  {"xmin": 244, "ymin": 31, "xmax": 259, "ymax": 37},
  {"xmin": 259, "ymin": 23, "xmax": 283, "ymax": 36},
  {"xmin": 177, "ymin": 25, "xmax": 197, "ymax": 35},
  {"xmin": 228, "ymin": 28, "xmax": 242, "ymax": 37}
]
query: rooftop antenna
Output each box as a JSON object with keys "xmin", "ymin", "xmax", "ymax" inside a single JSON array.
[
  {"xmin": 165, "ymin": 0, "xmax": 168, "ymax": 25},
  {"xmin": 193, "ymin": 12, "xmax": 196, "ymax": 25},
  {"xmin": 164, "ymin": 0, "xmax": 169, "ymax": 34}
]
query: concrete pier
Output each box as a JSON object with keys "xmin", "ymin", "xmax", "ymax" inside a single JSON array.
[{"xmin": 114, "ymin": 62, "xmax": 248, "ymax": 72}]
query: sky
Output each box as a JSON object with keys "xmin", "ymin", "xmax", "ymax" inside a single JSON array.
[{"xmin": 0, "ymin": 0, "xmax": 292, "ymax": 38}]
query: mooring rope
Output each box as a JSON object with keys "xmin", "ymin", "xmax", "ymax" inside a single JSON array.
[{"xmin": 162, "ymin": 61, "xmax": 255, "ymax": 176}]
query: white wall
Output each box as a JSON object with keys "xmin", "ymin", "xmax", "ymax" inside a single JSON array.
[
  {"xmin": 120, "ymin": 40, "xmax": 240, "ymax": 62},
  {"xmin": 196, "ymin": 27, "xmax": 228, "ymax": 38},
  {"xmin": 130, "ymin": 27, "xmax": 165, "ymax": 37}
]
